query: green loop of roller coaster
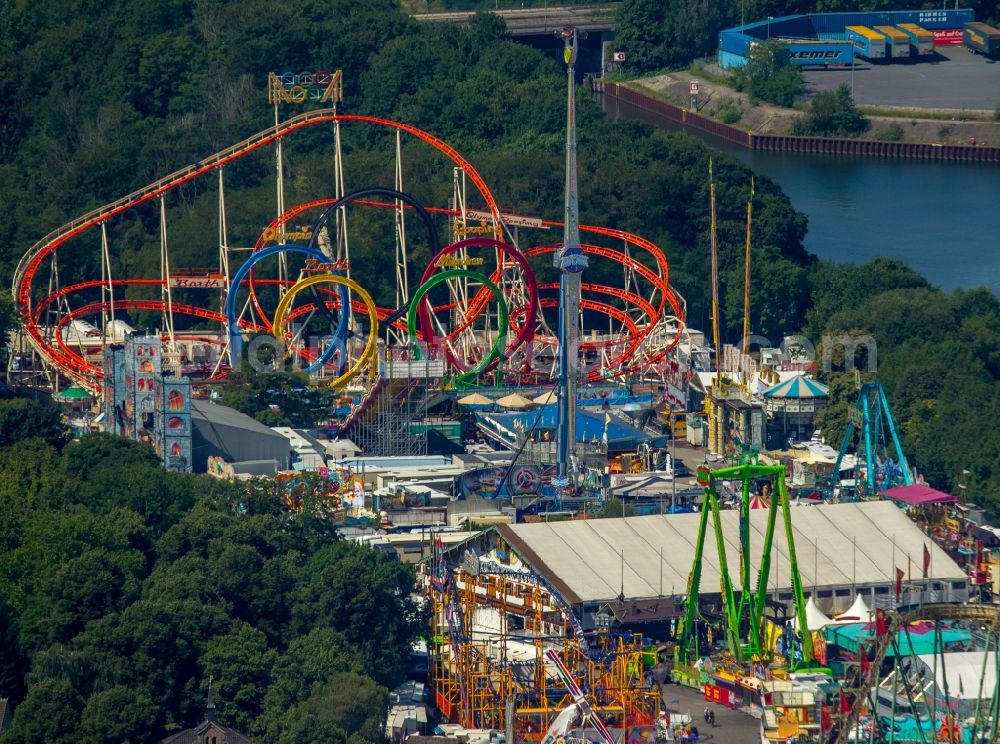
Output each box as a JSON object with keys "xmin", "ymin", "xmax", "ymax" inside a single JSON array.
[{"xmin": 406, "ymin": 269, "xmax": 509, "ymax": 387}]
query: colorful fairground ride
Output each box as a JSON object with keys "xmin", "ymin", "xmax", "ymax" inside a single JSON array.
[
  {"xmin": 427, "ymin": 538, "xmax": 661, "ymax": 742},
  {"xmin": 831, "ymin": 382, "xmax": 914, "ymax": 501},
  {"xmin": 674, "ymin": 458, "xmax": 828, "ymax": 685},
  {"xmin": 10, "ymin": 90, "xmax": 685, "ymax": 418}
]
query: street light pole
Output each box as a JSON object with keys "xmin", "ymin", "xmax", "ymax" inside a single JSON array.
[
  {"xmin": 851, "ymin": 48, "xmax": 856, "ymax": 100},
  {"xmin": 671, "ymin": 410, "xmax": 677, "ymax": 513}
]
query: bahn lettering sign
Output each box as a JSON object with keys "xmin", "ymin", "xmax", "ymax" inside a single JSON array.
[{"xmin": 169, "ymin": 276, "xmax": 226, "ymax": 289}]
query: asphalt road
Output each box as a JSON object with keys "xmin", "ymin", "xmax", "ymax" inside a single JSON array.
[
  {"xmin": 661, "ymin": 682, "xmax": 762, "ymax": 744},
  {"xmin": 802, "ymin": 45, "xmax": 1000, "ymax": 109}
]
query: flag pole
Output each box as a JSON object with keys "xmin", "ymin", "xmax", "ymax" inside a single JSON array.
[
  {"xmin": 891, "ymin": 534, "xmax": 896, "ymax": 607},
  {"xmin": 852, "ymin": 535, "xmax": 857, "ymax": 592}
]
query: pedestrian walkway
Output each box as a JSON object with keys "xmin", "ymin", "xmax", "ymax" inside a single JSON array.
[{"xmin": 660, "ymin": 682, "xmax": 761, "ymax": 744}]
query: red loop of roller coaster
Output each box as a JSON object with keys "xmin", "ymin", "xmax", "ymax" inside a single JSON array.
[
  {"xmin": 520, "ymin": 242, "xmax": 666, "ymax": 331},
  {"xmin": 520, "ymin": 241, "xmax": 679, "ymax": 365},
  {"xmin": 535, "ymin": 283, "xmax": 655, "ymax": 373},
  {"xmin": 53, "ymin": 299, "xmax": 264, "ymax": 382},
  {"xmin": 14, "ymin": 111, "xmax": 501, "ymax": 384},
  {"xmin": 416, "ymin": 238, "xmax": 539, "ymax": 374}
]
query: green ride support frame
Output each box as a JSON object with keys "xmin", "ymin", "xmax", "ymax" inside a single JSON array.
[{"xmin": 677, "ymin": 464, "xmax": 814, "ymax": 668}]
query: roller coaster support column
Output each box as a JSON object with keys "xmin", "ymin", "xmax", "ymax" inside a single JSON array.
[{"xmin": 556, "ymin": 27, "xmax": 588, "ymax": 481}]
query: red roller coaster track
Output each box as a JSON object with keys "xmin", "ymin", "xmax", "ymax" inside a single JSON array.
[{"xmin": 12, "ymin": 108, "xmax": 685, "ymax": 389}]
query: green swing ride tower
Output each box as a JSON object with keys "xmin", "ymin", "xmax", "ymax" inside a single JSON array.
[{"xmin": 676, "ymin": 458, "xmax": 815, "ymax": 669}]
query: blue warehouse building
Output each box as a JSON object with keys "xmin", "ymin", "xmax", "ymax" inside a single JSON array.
[{"xmin": 719, "ymin": 8, "xmax": 974, "ymax": 68}]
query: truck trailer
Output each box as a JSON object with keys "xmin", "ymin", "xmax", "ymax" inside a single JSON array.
[
  {"xmin": 845, "ymin": 26, "xmax": 887, "ymax": 60},
  {"xmin": 895, "ymin": 23, "xmax": 935, "ymax": 56},
  {"xmin": 782, "ymin": 39, "xmax": 854, "ymax": 66},
  {"xmin": 875, "ymin": 25, "xmax": 912, "ymax": 58},
  {"xmin": 964, "ymin": 21, "xmax": 1000, "ymax": 57}
]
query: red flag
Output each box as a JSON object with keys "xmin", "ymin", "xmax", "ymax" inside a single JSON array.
[
  {"xmin": 875, "ymin": 608, "xmax": 887, "ymax": 637},
  {"xmin": 860, "ymin": 646, "xmax": 870, "ymax": 675},
  {"xmin": 923, "ymin": 544, "xmax": 931, "ymax": 579},
  {"xmin": 896, "ymin": 567, "xmax": 904, "ymax": 598}
]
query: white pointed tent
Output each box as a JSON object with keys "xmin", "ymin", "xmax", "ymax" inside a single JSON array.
[
  {"xmin": 833, "ymin": 593, "xmax": 873, "ymax": 624},
  {"xmin": 792, "ymin": 595, "xmax": 833, "ymax": 631}
]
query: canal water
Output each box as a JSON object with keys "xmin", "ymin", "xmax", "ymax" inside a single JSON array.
[
  {"xmin": 731, "ymin": 150, "xmax": 1000, "ymax": 296},
  {"xmin": 602, "ymin": 95, "xmax": 1000, "ymax": 296}
]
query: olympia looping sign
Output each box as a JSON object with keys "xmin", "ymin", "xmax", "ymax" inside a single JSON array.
[{"xmin": 267, "ymin": 70, "xmax": 343, "ymax": 105}]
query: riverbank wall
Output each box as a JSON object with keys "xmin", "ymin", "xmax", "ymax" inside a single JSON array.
[{"xmin": 601, "ymin": 82, "xmax": 1000, "ymax": 164}]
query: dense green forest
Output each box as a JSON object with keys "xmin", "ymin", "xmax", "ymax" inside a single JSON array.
[
  {"xmin": 1, "ymin": 0, "xmax": 1000, "ymax": 736},
  {"xmin": 0, "ymin": 399, "xmax": 422, "ymax": 742}
]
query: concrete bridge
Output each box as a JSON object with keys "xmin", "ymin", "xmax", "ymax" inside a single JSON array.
[{"xmin": 412, "ymin": 4, "xmax": 619, "ymax": 37}]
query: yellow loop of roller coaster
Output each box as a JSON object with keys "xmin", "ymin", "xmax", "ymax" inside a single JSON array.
[{"xmin": 271, "ymin": 273, "xmax": 379, "ymax": 389}]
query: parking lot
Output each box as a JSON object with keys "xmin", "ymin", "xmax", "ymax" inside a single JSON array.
[{"xmin": 802, "ymin": 45, "xmax": 1000, "ymax": 109}]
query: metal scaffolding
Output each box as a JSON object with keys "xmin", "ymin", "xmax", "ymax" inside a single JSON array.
[
  {"xmin": 347, "ymin": 354, "xmax": 447, "ymax": 456},
  {"xmin": 429, "ymin": 559, "xmax": 659, "ymax": 739}
]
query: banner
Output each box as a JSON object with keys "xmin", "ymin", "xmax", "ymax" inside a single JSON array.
[
  {"xmin": 932, "ymin": 29, "xmax": 963, "ymax": 45},
  {"xmin": 169, "ymin": 276, "xmax": 226, "ymax": 289},
  {"xmin": 896, "ymin": 567, "xmax": 905, "ymax": 598},
  {"xmin": 923, "ymin": 543, "xmax": 931, "ymax": 579}
]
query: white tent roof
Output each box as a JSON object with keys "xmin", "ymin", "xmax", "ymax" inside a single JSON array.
[
  {"xmin": 834, "ymin": 593, "xmax": 873, "ymax": 624},
  {"xmin": 793, "ymin": 595, "xmax": 833, "ymax": 631},
  {"xmin": 916, "ymin": 652, "xmax": 997, "ymax": 700},
  {"xmin": 494, "ymin": 501, "xmax": 967, "ymax": 605}
]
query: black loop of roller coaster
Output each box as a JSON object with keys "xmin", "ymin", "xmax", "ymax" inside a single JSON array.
[{"xmin": 306, "ymin": 187, "xmax": 441, "ymax": 345}]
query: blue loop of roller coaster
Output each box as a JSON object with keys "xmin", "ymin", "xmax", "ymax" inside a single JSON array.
[{"xmin": 226, "ymin": 243, "xmax": 350, "ymax": 372}]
